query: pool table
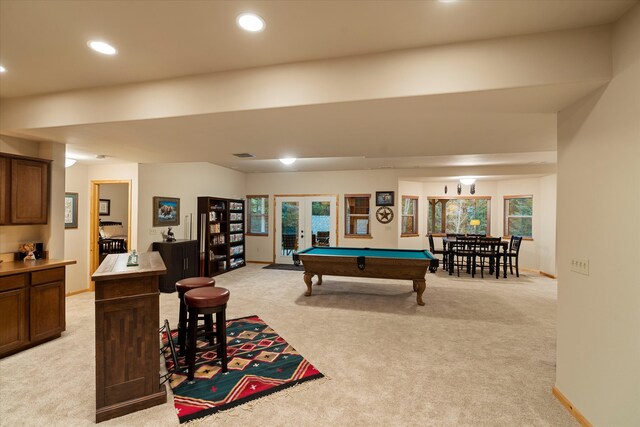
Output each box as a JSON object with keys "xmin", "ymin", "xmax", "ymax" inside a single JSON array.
[{"xmin": 294, "ymin": 247, "xmax": 438, "ymax": 306}]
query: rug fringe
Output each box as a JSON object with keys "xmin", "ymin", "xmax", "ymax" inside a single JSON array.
[{"xmin": 185, "ymin": 375, "xmax": 331, "ymax": 425}]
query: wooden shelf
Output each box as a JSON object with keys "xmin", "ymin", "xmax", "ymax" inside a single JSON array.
[{"xmin": 198, "ymin": 196, "xmax": 245, "ymax": 277}]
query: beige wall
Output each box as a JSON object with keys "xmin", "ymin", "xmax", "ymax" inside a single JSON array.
[
  {"xmin": 137, "ymin": 162, "xmax": 246, "ymax": 253},
  {"xmin": 556, "ymin": 4, "xmax": 639, "ymax": 426},
  {"xmin": 64, "ymin": 164, "xmax": 89, "ymax": 293},
  {"xmin": 246, "ymin": 170, "xmax": 556, "ymax": 270},
  {"xmin": 246, "ymin": 169, "xmax": 401, "ymax": 263}
]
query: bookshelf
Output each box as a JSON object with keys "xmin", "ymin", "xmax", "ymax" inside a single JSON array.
[{"xmin": 197, "ymin": 197, "xmax": 245, "ymax": 277}]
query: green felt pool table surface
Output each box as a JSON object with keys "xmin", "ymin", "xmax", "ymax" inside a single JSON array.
[{"xmin": 297, "ymin": 247, "xmax": 435, "ymax": 260}]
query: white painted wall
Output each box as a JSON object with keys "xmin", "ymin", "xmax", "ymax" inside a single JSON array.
[
  {"xmin": 99, "ymin": 183, "xmax": 129, "ymax": 230},
  {"xmin": 137, "ymin": 162, "xmax": 246, "ymax": 252},
  {"xmin": 556, "ymin": 4, "xmax": 640, "ymax": 426},
  {"xmin": 64, "ymin": 164, "xmax": 89, "ymax": 293}
]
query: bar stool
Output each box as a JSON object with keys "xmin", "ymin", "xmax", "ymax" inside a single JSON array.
[
  {"xmin": 176, "ymin": 277, "xmax": 215, "ymax": 356},
  {"xmin": 184, "ymin": 287, "xmax": 230, "ymax": 380}
]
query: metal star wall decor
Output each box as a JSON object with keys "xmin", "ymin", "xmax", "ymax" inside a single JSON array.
[{"xmin": 376, "ymin": 206, "xmax": 394, "ymax": 223}]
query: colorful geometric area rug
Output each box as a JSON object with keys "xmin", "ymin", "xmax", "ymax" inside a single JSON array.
[{"xmin": 161, "ymin": 315, "xmax": 324, "ymax": 423}]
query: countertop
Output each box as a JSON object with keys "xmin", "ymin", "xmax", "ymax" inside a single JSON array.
[
  {"xmin": 0, "ymin": 259, "xmax": 77, "ymax": 277},
  {"xmin": 91, "ymin": 252, "xmax": 166, "ymax": 282}
]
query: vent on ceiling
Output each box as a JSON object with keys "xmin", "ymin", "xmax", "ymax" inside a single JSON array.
[{"xmin": 233, "ymin": 153, "xmax": 256, "ymax": 158}]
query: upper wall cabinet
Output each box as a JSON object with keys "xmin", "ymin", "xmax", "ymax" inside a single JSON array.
[{"xmin": 0, "ymin": 153, "xmax": 51, "ymax": 225}]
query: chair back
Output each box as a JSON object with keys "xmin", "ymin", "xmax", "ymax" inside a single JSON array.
[
  {"xmin": 453, "ymin": 236, "xmax": 476, "ymax": 253},
  {"xmin": 428, "ymin": 234, "xmax": 436, "ymax": 252},
  {"xmin": 479, "ymin": 237, "xmax": 501, "ymax": 255},
  {"xmin": 510, "ymin": 236, "xmax": 523, "ymax": 254}
]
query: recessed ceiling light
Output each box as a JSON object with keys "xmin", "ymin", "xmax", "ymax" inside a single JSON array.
[
  {"xmin": 0, "ymin": 65, "xmax": 6, "ymax": 73},
  {"xmin": 279, "ymin": 157, "xmax": 296, "ymax": 165},
  {"xmin": 65, "ymin": 158, "xmax": 77, "ymax": 168},
  {"xmin": 460, "ymin": 177, "xmax": 476, "ymax": 185},
  {"xmin": 87, "ymin": 40, "xmax": 118, "ymax": 55},
  {"xmin": 439, "ymin": 0, "xmax": 457, "ymax": 3},
  {"xmin": 237, "ymin": 13, "xmax": 265, "ymax": 32}
]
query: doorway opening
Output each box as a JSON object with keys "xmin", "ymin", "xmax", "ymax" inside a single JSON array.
[
  {"xmin": 273, "ymin": 195, "xmax": 338, "ymax": 264},
  {"xmin": 90, "ymin": 180, "xmax": 132, "ymax": 288}
]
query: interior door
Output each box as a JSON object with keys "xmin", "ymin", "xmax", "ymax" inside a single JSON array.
[{"xmin": 275, "ymin": 196, "xmax": 337, "ymax": 264}]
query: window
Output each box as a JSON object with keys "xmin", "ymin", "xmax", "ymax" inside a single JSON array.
[
  {"xmin": 504, "ymin": 195, "xmax": 532, "ymax": 238},
  {"xmin": 246, "ymin": 195, "xmax": 269, "ymax": 235},
  {"xmin": 345, "ymin": 194, "xmax": 371, "ymax": 237},
  {"xmin": 401, "ymin": 196, "xmax": 418, "ymax": 236},
  {"xmin": 427, "ymin": 196, "xmax": 491, "ymax": 235}
]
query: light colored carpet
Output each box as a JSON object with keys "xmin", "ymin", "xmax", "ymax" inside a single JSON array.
[{"xmin": 0, "ymin": 264, "xmax": 577, "ymax": 426}]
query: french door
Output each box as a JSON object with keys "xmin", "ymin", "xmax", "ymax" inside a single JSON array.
[{"xmin": 274, "ymin": 196, "xmax": 337, "ymax": 264}]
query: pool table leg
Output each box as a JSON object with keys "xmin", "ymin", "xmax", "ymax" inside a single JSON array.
[
  {"xmin": 304, "ymin": 272, "xmax": 323, "ymax": 296},
  {"xmin": 414, "ymin": 279, "xmax": 426, "ymax": 306}
]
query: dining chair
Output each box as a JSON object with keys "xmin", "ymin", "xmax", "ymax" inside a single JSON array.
[
  {"xmin": 451, "ymin": 237, "xmax": 477, "ymax": 277},
  {"xmin": 507, "ymin": 236, "xmax": 524, "ymax": 277},
  {"xmin": 475, "ymin": 237, "xmax": 501, "ymax": 278},
  {"xmin": 428, "ymin": 234, "xmax": 447, "ymax": 272}
]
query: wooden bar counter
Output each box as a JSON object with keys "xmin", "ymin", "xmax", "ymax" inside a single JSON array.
[
  {"xmin": 91, "ymin": 252, "xmax": 167, "ymax": 423},
  {"xmin": 0, "ymin": 259, "xmax": 76, "ymax": 358}
]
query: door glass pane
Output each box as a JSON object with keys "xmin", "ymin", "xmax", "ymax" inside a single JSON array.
[
  {"xmin": 311, "ymin": 201, "xmax": 331, "ymax": 246},
  {"xmin": 281, "ymin": 202, "xmax": 299, "ymax": 255}
]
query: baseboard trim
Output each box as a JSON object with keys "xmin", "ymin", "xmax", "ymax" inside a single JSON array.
[
  {"xmin": 552, "ymin": 386, "xmax": 592, "ymax": 427},
  {"xmin": 246, "ymin": 260, "xmax": 271, "ymax": 264},
  {"xmin": 66, "ymin": 288, "xmax": 91, "ymax": 297},
  {"xmin": 540, "ymin": 271, "xmax": 556, "ymax": 279}
]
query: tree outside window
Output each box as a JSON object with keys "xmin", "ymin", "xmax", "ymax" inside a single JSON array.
[
  {"xmin": 504, "ymin": 195, "xmax": 532, "ymax": 238},
  {"xmin": 401, "ymin": 196, "xmax": 418, "ymax": 236},
  {"xmin": 428, "ymin": 197, "xmax": 491, "ymax": 235},
  {"xmin": 247, "ymin": 195, "xmax": 269, "ymax": 235},
  {"xmin": 345, "ymin": 195, "xmax": 371, "ymax": 237}
]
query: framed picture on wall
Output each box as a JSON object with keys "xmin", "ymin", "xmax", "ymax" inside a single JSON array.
[
  {"xmin": 153, "ymin": 196, "xmax": 180, "ymax": 227},
  {"xmin": 98, "ymin": 199, "xmax": 111, "ymax": 216},
  {"xmin": 376, "ymin": 191, "xmax": 394, "ymax": 206},
  {"xmin": 65, "ymin": 192, "xmax": 78, "ymax": 228}
]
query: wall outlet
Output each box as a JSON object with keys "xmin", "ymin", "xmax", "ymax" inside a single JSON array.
[
  {"xmin": 149, "ymin": 228, "xmax": 158, "ymax": 235},
  {"xmin": 570, "ymin": 258, "xmax": 589, "ymax": 275}
]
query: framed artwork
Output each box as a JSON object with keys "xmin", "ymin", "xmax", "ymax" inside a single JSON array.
[
  {"xmin": 153, "ymin": 196, "xmax": 180, "ymax": 227},
  {"xmin": 376, "ymin": 191, "xmax": 395, "ymax": 206},
  {"xmin": 64, "ymin": 192, "xmax": 78, "ymax": 228},
  {"xmin": 98, "ymin": 199, "xmax": 111, "ymax": 216}
]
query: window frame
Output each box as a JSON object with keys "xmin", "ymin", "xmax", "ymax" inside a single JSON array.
[
  {"xmin": 427, "ymin": 195, "xmax": 492, "ymax": 236},
  {"xmin": 246, "ymin": 195, "xmax": 269, "ymax": 236},
  {"xmin": 344, "ymin": 194, "xmax": 372, "ymax": 238},
  {"xmin": 503, "ymin": 195, "xmax": 533, "ymax": 240},
  {"xmin": 400, "ymin": 195, "xmax": 419, "ymax": 237}
]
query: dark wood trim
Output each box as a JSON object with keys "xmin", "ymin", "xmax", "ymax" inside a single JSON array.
[{"xmin": 540, "ymin": 271, "xmax": 556, "ymax": 279}]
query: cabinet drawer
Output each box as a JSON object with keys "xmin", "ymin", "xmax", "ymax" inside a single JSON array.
[
  {"xmin": 0, "ymin": 274, "xmax": 26, "ymax": 292},
  {"xmin": 32, "ymin": 267, "xmax": 65, "ymax": 286}
]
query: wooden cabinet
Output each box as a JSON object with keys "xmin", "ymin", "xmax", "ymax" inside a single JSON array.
[
  {"xmin": 92, "ymin": 252, "xmax": 167, "ymax": 423},
  {"xmin": 0, "ymin": 261, "xmax": 75, "ymax": 358},
  {"xmin": 0, "ymin": 156, "xmax": 8, "ymax": 224},
  {"xmin": 197, "ymin": 197, "xmax": 245, "ymax": 277},
  {"xmin": 30, "ymin": 267, "xmax": 65, "ymax": 341},
  {"xmin": 0, "ymin": 153, "xmax": 51, "ymax": 225},
  {"xmin": 0, "ymin": 274, "xmax": 28, "ymax": 355},
  {"xmin": 152, "ymin": 239, "xmax": 198, "ymax": 293}
]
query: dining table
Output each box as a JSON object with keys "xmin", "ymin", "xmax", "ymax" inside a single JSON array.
[{"xmin": 442, "ymin": 236, "xmax": 509, "ymax": 278}]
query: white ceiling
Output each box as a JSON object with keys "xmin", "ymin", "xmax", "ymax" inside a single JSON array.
[{"xmin": 0, "ymin": 1, "xmax": 635, "ymax": 173}]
